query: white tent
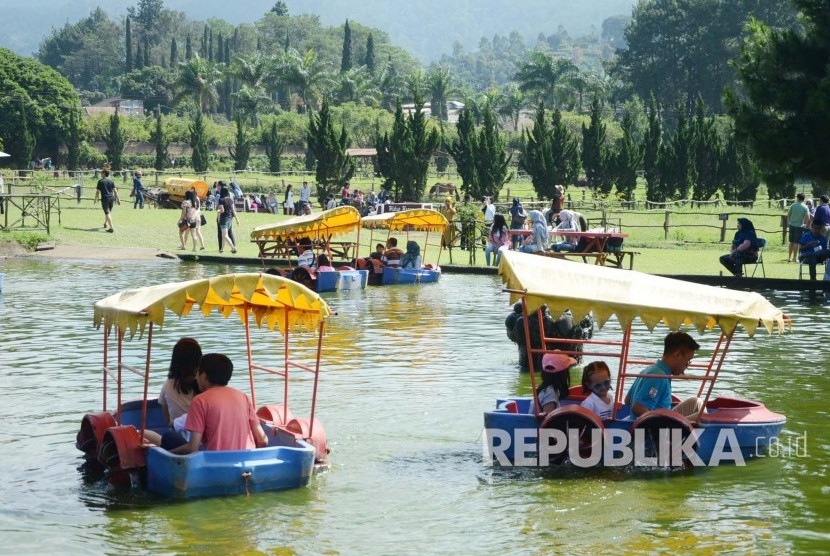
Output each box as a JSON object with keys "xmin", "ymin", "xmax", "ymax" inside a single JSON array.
[{"xmin": 0, "ymin": 151, "xmax": 10, "ymax": 158}]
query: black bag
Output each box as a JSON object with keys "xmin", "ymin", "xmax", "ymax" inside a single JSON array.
[{"xmin": 200, "ymin": 214, "xmax": 207, "ymax": 226}]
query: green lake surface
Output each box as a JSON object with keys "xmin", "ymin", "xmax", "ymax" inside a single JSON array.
[{"xmin": 0, "ymin": 257, "xmax": 828, "ymax": 555}]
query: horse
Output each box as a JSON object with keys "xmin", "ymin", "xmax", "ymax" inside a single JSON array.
[{"xmin": 428, "ymin": 182, "xmax": 460, "ymax": 200}]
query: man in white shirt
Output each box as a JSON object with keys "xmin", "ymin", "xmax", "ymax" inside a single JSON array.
[{"xmin": 299, "ymin": 182, "xmax": 312, "ymax": 214}]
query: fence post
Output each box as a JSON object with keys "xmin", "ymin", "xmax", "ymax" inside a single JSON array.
[
  {"xmin": 780, "ymin": 214, "xmax": 788, "ymax": 246},
  {"xmin": 664, "ymin": 210, "xmax": 670, "ymax": 240},
  {"xmin": 720, "ymin": 216, "xmax": 728, "ymax": 242}
]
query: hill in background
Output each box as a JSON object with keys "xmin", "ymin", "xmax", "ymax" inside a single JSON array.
[{"xmin": 2, "ymin": 0, "xmax": 636, "ymax": 62}]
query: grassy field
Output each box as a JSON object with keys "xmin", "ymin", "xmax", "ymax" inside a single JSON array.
[{"xmin": 0, "ymin": 171, "xmax": 807, "ymax": 279}]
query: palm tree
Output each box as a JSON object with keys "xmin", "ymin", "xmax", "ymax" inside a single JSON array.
[
  {"xmin": 513, "ymin": 51, "xmax": 580, "ymax": 108},
  {"xmin": 174, "ymin": 55, "xmax": 224, "ymax": 111},
  {"xmin": 427, "ymin": 67, "xmax": 457, "ymax": 121},
  {"xmin": 232, "ymin": 85, "xmax": 270, "ymax": 126},
  {"xmin": 231, "ymin": 52, "xmax": 267, "ymax": 89},
  {"xmin": 499, "ymin": 85, "xmax": 526, "ymax": 131},
  {"xmin": 275, "ymin": 48, "xmax": 332, "ymax": 112},
  {"xmin": 377, "ymin": 58, "xmax": 406, "ymax": 111},
  {"xmin": 330, "ymin": 66, "xmax": 381, "ymax": 106}
]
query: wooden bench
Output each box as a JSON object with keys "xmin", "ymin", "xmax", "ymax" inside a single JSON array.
[
  {"xmin": 538, "ymin": 251, "xmax": 608, "ymax": 265},
  {"xmin": 604, "ymin": 250, "xmax": 640, "ymax": 270}
]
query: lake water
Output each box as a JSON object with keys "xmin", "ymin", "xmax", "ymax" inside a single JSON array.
[{"xmin": 0, "ymin": 257, "xmax": 828, "ymax": 554}]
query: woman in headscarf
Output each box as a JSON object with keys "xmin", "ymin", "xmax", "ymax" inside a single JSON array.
[
  {"xmin": 719, "ymin": 217, "xmax": 759, "ymax": 276},
  {"xmin": 400, "ymin": 240, "xmax": 422, "ymax": 269},
  {"xmin": 440, "ymin": 196, "xmax": 457, "ymax": 248},
  {"xmin": 521, "ymin": 210, "xmax": 549, "ymax": 253},
  {"xmin": 550, "ymin": 209, "xmax": 579, "ymax": 252},
  {"xmin": 509, "ymin": 198, "xmax": 527, "ymax": 249}
]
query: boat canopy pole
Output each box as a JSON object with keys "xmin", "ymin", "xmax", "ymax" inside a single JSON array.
[
  {"xmin": 611, "ymin": 324, "xmax": 633, "ymax": 421},
  {"xmin": 520, "ymin": 293, "xmax": 540, "ymax": 416},
  {"xmin": 699, "ymin": 330, "xmax": 734, "ymax": 413},
  {"xmin": 283, "ymin": 306, "xmax": 290, "ymax": 420},
  {"xmin": 244, "ymin": 305, "xmax": 257, "ymax": 409},
  {"xmin": 102, "ymin": 326, "xmax": 109, "ymax": 413},
  {"xmin": 308, "ymin": 319, "xmax": 325, "ymax": 439},
  {"xmin": 117, "ymin": 328, "xmax": 123, "ymax": 425},
  {"xmin": 139, "ymin": 323, "xmax": 154, "ymax": 440}
]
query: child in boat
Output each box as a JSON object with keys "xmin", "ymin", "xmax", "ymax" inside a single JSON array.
[
  {"xmin": 382, "ymin": 237, "xmax": 404, "ymax": 267},
  {"xmin": 400, "ymin": 241, "xmax": 422, "ymax": 269},
  {"xmin": 316, "ymin": 254, "xmax": 336, "ymax": 272},
  {"xmin": 580, "ymin": 361, "xmax": 614, "ymax": 419},
  {"xmin": 168, "ymin": 353, "xmax": 268, "ymax": 454},
  {"xmin": 158, "ymin": 338, "xmax": 202, "ymax": 425},
  {"xmin": 530, "ymin": 351, "xmax": 577, "ymax": 415},
  {"xmin": 370, "ymin": 243, "xmax": 385, "ymax": 260}
]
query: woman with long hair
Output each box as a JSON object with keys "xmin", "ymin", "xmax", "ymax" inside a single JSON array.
[{"xmin": 485, "ymin": 213, "xmax": 510, "ymax": 266}]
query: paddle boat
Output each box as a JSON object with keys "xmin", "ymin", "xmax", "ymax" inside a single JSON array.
[
  {"xmin": 250, "ymin": 205, "xmax": 368, "ymax": 292},
  {"xmin": 75, "ymin": 273, "xmax": 331, "ymax": 498},
  {"xmin": 359, "ymin": 208, "xmax": 449, "ymax": 285},
  {"xmin": 484, "ymin": 251, "xmax": 788, "ymax": 468}
]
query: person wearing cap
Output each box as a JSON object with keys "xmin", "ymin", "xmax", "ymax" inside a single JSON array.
[
  {"xmin": 530, "ymin": 350, "xmax": 578, "ymax": 415},
  {"xmin": 624, "ymin": 332, "xmax": 703, "ymax": 419},
  {"xmin": 132, "ymin": 171, "xmax": 145, "ymax": 209}
]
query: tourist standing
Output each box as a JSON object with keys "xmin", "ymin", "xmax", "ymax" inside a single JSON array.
[
  {"xmin": 299, "ymin": 181, "xmax": 312, "ymax": 214},
  {"xmin": 284, "ymin": 184, "xmax": 295, "ymax": 215},
  {"xmin": 132, "ymin": 171, "xmax": 145, "ymax": 209},
  {"xmin": 787, "ymin": 193, "xmax": 810, "ymax": 262},
  {"xmin": 93, "ymin": 169, "xmax": 120, "ymax": 232}
]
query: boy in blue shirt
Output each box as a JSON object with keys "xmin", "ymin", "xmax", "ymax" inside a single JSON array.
[
  {"xmin": 798, "ymin": 221, "xmax": 830, "ymax": 280},
  {"xmin": 625, "ymin": 332, "xmax": 702, "ymax": 419}
]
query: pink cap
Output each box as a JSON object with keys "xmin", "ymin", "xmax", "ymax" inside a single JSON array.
[{"xmin": 541, "ymin": 351, "xmax": 578, "ymax": 373}]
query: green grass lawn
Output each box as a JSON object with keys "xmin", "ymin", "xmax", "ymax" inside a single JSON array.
[{"xmin": 0, "ymin": 171, "xmax": 806, "ymax": 279}]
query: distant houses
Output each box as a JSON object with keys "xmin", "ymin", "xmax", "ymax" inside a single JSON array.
[{"xmin": 83, "ymin": 98, "xmax": 144, "ymax": 117}]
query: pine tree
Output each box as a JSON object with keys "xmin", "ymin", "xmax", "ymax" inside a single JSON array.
[
  {"xmin": 667, "ymin": 101, "xmax": 696, "ymax": 199},
  {"xmin": 170, "ymin": 37, "xmax": 178, "ymax": 66},
  {"xmin": 66, "ymin": 109, "xmax": 82, "ymax": 171},
  {"xmin": 691, "ymin": 96, "xmax": 721, "ymax": 202},
  {"xmin": 185, "ymin": 35, "xmax": 193, "ymax": 61},
  {"xmin": 143, "ymin": 34, "xmax": 150, "ymax": 67},
  {"xmin": 721, "ymin": 130, "xmax": 759, "ymax": 202},
  {"xmin": 190, "ymin": 110, "xmax": 210, "ymax": 172},
  {"xmin": 475, "ymin": 103, "xmax": 513, "ymax": 199},
  {"xmin": 125, "ymin": 17, "xmax": 133, "ymax": 73},
  {"xmin": 271, "ymin": 1, "xmax": 289, "ymax": 16},
  {"xmin": 105, "ymin": 112, "xmax": 126, "ymax": 171},
  {"xmin": 9, "ymin": 101, "xmax": 35, "ymax": 169},
  {"xmin": 151, "ymin": 109, "xmax": 168, "ymax": 171},
  {"xmin": 581, "ymin": 95, "xmax": 610, "ymax": 193},
  {"xmin": 134, "ymin": 40, "xmax": 144, "ymax": 70},
  {"xmin": 341, "ymin": 20, "xmax": 352, "ymax": 72},
  {"xmin": 448, "ymin": 108, "xmax": 477, "ymax": 195},
  {"xmin": 229, "ymin": 115, "xmax": 251, "ymax": 171},
  {"xmin": 217, "ymin": 34, "xmax": 224, "ymax": 65},
  {"xmin": 263, "ymin": 121, "xmax": 284, "ymax": 173},
  {"xmin": 307, "ymin": 99, "xmax": 355, "ymax": 202},
  {"xmin": 613, "ymin": 110, "xmax": 643, "ymax": 202},
  {"xmin": 202, "ymin": 25, "xmax": 209, "ymax": 58},
  {"xmin": 643, "ymin": 95, "xmax": 662, "ymax": 202},
  {"xmin": 365, "ymin": 33, "xmax": 376, "ymax": 75},
  {"xmin": 519, "ymin": 104, "xmax": 579, "ymax": 200}
]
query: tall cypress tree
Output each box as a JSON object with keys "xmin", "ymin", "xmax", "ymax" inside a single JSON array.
[
  {"xmin": 581, "ymin": 95, "xmax": 609, "ymax": 193},
  {"xmin": 365, "ymin": 33, "xmax": 375, "ymax": 75},
  {"xmin": 9, "ymin": 101, "xmax": 35, "ymax": 169},
  {"xmin": 170, "ymin": 37, "xmax": 178, "ymax": 67},
  {"xmin": 448, "ymin": 108, "xmax": 477, "ymax": 195},
  {"xmin": 66, "ymin": 108, "xmax": 82, "ymax": 172},
  {"xmin": 202, "ymin": 25, "xmax": 209, "ymax": 57},
  {"xmin": 143, "ymin": 34, "xmax": 151, "ymax": 67},
  {"xmin": 667, "ymin": 102, "xmax": 696, "ymax": 199},
  {"xmin": 134, "ymin": 40, "xmax": 143, "ymax": 70},
  {"xmin": 263, "ymin": 121, "xmax": 285, "ymax": 173},
  {"xmin": 217, "ymin": 34, "xmax": 224, "ymax": 65},
  {"xmin": 151, "ymin": 109, "xmax": 168, "ymax": 171},
  {"xmin": 519, "ymin": 104, "xmax": 580, "ymax": 199},
  {"xmin": 613, "ymin": 109, "xmax": 643, "ymax": 202},
  {"xmin": 208, "ymin": 28, "xmax": 214, "ymax": 62},
  {"xmin": 341, "ymin": 20, "xmax": 352, "ymax": 72},
  {"xmin": 475, "ymin": 103, "xmax": 513, "ymax": 199},
  {"xmin": 190, "ymin": 110, "xmax": 210, "ymax": 173},
  {"xmin": 125, "ymin": 17, "xmax": 133, "ymax": 73},
  {"xmin": 307, "ymin": 99, "xmax": 355, "ymax": 202},
  {"xmin": 692, "ymin": 96, "xmax": 721, "ymax": 202},
  {"xmin": 643, "ymin": 95, "xmax": 662, "ymax": 202},
  {"xmin": 105, "ymin": 112, "xmax": 125, "ymax": 171},
  {"xmin": 185, "ymin": 35, "xmax": 193, "ymax": 61},
  {"xmin": 229, "ymin": 115, "xmax": 251, "ymax": 171}
]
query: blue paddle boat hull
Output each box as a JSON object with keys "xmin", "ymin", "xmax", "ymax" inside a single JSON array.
[
  {"xmin": 381, "ymin": 267, "xmax": 441, "ymax": 285},
  {"xmin": 484, "ymin": 396, "xmax": 786, "ymax": 467},
  {"xmin": 316, "ymin": 269, "xmax": 369, "ymax": 292}
]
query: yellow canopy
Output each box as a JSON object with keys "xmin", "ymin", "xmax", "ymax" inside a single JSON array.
[
  {"xmin": 498, "ymin": 251, "xmax": 787, "ymax": 336},
  {"xmin": 93, "ymin": 273, "xmax": 331, "ymax": 339},
  {"xmin": 361, "ymin": 208, "xmax": 449, "ymax": 232},
  {"xmin": 250, "ymin": 205, "xmax": 361, "ymax": 242}
]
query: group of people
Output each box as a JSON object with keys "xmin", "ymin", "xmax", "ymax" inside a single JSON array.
[
  {"xmin": 532, "ymin": 332, "xmax": 703, "ymax": 423},
  {"xmin": 481, "ymin": 192, "xmax": 581, "ymax": 267},
  {"xmin": 787, "ymin": 193, "xmax": 830, "ymax": 280},
  {"xmin": 144, "ymin": 338, "xmax": 267, "ymax": 454},
  {"xmin": 282, "ymin": 182, "xmax": 313, "ymax": 215}
]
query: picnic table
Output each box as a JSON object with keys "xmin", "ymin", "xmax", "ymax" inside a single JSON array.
[{"xmin": 508, "ymin": 229, "xmax": 636, "ymax": 269}]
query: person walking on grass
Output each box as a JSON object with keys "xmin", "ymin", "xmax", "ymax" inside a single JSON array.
[
  {"xmin": 93, "ymin": 169, "xmax": 120, "ymax": 233},
  {"xmin": 132, "ymin": 171, "xmax": 145, "ymax": 209},
  {"xmin": 217, "ymin": 188, "xmax": 240, "ymax": 254}
]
